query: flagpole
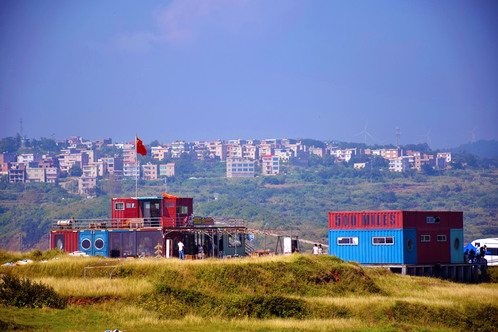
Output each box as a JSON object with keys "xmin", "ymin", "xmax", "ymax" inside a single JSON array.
[{"xmin": 135, "ymin": 135, "xmax": 138, "ymax": 198}]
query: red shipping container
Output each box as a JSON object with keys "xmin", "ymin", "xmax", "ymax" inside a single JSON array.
[
  {"xmin": 328, "ymin": 211, "xmax": 403, "ymax": 229},
  {"xmin": 402, "ymin": 211, "xmax": 463, "ymax": 230},
  {"xmin": 51, "ymin": 230, "xmax": 79, "ymax": 253},
  {"xmin": 328, "ymin": 211, "xmax": 462, "ymax": 230},
  {"xmin": 111, "ymin": 197, "xmax": 139, "ymax": 221}
]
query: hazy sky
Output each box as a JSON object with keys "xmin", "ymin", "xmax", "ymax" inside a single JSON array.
[{"xmin": 1, "ymin": 1, "xmax": 497, "ymax": 148}]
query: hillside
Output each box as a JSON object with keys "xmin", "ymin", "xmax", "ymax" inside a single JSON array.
[
  {"xmin": 0, "ymin": 165, "xmax": 497, "ymax": 251},
  {"xmin": 0, "ymin": 252, "xmax": 497, "ymax": 331},
  {"xmin": 449, "ymin": 140, "xmax": 498, "ymax": 158}
]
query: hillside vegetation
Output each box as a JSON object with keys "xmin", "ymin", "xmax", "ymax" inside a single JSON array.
[
  {"xmin": 0, "ymin": 251, "xmax": 497, "ymax": 331},
  {"xmin": 1, "ymin": 164, "xmax": 497, "ymax": 252}
]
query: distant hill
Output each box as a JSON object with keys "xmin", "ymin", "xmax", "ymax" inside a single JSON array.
[{"xmin": 449, "ymin": 140, "xmax": 498, "ymax": 158}]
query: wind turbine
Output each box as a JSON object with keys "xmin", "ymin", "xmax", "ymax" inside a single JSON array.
[
  {"xmin": 466, "ymin": 127, "xmax": 477, "ymax": 143},
  {"xmin": 417, "ymin": 128, "xmax": 432, "ymax": 147},
  {"xmin": 353, "ymin": 122, "xmax": 375, "ymax": 145}
]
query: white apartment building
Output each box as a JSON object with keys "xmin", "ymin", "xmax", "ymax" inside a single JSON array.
[
  {"xmin": 123, "ymin": 163, "xmax": 139, "ymax": 179},
  {"xmin": 262, "ymin": 155, "xmax": 280, "ymax": 175},
  {"xmin": 171, "ymin": 141, "xmax": 190, "ymax": 158},
  {"xmin": 274, "ymin": 148, "xmax": 293, "ymax": 162},
  {"xmin": 389, "ymin": 156, "xmax": 412, "ymax": 172},
  {"xmin": 226, "ymin": 158, "xmax": 255, "ymax": 178},
  {"xmin": 159, "ymin": 163, "xmax": 175, "ymax": 177},
  {"xmin": 17, "ymin": 154, "xmax": 43, "ymax": 165},
  {"xmin": 329, "ymin": 148, "xmax": 357, "ymax": 162},
  {"xmin": 78, "ymin": 176, "xmax": 97, "ymax": 195},
  {"xmin": 437, "ymin": 152, "xmax": 452, "ymax": 163}
]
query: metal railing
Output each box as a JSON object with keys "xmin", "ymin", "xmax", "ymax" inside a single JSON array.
[{"xmin": 52, "ymin": 216, "xmax": 247, "ymax": 231}]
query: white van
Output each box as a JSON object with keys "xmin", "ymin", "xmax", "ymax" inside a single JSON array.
[{"xmin": 471, "ymin": 238, "xmax": 498, "ymax": 266}]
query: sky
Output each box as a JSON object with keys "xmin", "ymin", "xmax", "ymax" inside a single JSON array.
[{"xmin": 1, "ymin": 1, "xmax": 497, "ymax": 149}]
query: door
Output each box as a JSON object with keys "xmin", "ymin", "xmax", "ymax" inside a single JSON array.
[{"xmin": 54, "ymin": 234, "xmax": 64, "ymax": 250}]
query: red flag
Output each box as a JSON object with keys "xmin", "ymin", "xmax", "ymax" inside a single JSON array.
[{"xmin": 136, "ymin": 136, "xmax": 147, "ymax": 156}]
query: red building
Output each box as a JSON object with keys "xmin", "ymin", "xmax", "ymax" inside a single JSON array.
[
  {"xmin": 51, "ymin": 194, "xmax": 246, "ymax": 259},
  {"xmin": 328, "ymin": 210, "xmax": 464, "ymax": 265}
]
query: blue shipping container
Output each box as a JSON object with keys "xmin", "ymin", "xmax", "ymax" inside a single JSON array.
[
  {"xmin": 328, "ymin": 229, "xmax": 417, "ymax": 264},
  {"xmin": 79, "ymin": 230, "xmax": 108, "ymax": 257}
]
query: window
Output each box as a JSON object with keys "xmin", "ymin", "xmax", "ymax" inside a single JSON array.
[
  {"xmin": 372, "ymin": 236, "xmax": 394, "ymax": 245},
  {"xmin": 426, "ymin": 216, "xmax": 440, "ymax": 224},
  {"xmin": 337, "ymin": 237, "xmax": 358, "ymax": 245},
  {"xmin": 421, "ymin": 235, "xmax": 431, "ymax": 242},
  {"xmin": 94, "ymin": 239, "xmax": 105, "ymax": 250},
  {"xmin": 81, "ymin": 239, "xmax": 92, "ymax": 250},
  {"xmin": 115, "ymin": 202, "xmax": 124, "ymax": 211},
  {"xmin": 176, "ymin": 206, "xmax": 188, "ymax": 214},
  {"xmin": 228, "ymin": 233, "xmax": 242, "ymax": 248},
  {"xmin": 126, "ymin": 203, "xmax": 136, "ymax": 208},
  {"xmin": 437, "ymin": 235, "xmax": 447, "ymax": 242},
  {"xmin": 407, "ymin": 238, "xmax": 413, "ymax": 251}
]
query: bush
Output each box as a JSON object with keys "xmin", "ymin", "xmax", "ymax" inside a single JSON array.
[
  {"xmin": 0, "ymin": 274, "xmax": 66, "ymax": 309},
  {"xmin": 487, "ymin": 266, "xmax": 498, "ymax": 283}
]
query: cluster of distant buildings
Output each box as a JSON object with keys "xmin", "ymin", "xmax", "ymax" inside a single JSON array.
[{"xmin": 1, "ymin": 136, "xmax": 452, "ymax": 195}]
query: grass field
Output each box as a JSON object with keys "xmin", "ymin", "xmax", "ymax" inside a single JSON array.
[{"xmin": 1, "ymin": 251, "xmax": 497, "ymax": 331}]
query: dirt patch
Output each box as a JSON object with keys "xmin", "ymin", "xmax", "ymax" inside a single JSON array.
[
  {"xmin": 66, "ymin": 296, "xmax": 119, "ymax": 306},
  {"xmin": 386, "ymin": 183, "xmax": 432, "ymax": 194},
  {"xmin": 263, "ymin": 183, "xmax": 309, "ymax": 189}
]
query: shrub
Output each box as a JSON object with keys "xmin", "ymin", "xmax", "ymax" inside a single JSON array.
[
  {"xmin": 487, "ymin": 266, "xmax": 498, "ymax": 283},
  {"xmin": 0, "ymin": 274, "xmax": 66, "ymax": 309}
]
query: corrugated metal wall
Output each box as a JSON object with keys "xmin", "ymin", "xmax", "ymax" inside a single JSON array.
[
  {"xmin": 51, "ymin": 231, "xmax": 79, "ymax": 253},
  {"xmin": 328, "ymin": 229, "xmax": 405, "ymax": 264},
  {"xmin": 328, "ymin": 211, "xmax": 403, "ymax": 229}
]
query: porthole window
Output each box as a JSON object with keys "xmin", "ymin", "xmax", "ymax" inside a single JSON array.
[
  {"xmin": 81, "ymin": 239, "xmax": 92, "ymax": 250},
  {"xmin": 95, "ymin": 239, "xmax": 105, "ymax": 250},
  {"xmin": 407, "ymin": 238, "xmax": 413, "ymax": 252},
  {"xmin": 454, "ymin": 238, "xmax": 460, "ymax": 250}
]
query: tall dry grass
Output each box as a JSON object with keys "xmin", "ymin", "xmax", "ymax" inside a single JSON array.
[{"xmin": 32, "ymin": 277, "xmax": 153, "ymax": 298}]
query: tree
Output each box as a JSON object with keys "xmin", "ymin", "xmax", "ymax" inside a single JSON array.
[
  {"xmin": 150, "ymin": 139, "xmax": 161, "ymax": 147},
  {"xmin": 299, "ymin": 138, "xmax": 326, "ymax": 149},
  {"xmin": 68, "ymin": 165, "xmax": 83, "ymax": 177},
  {"xmin": 0, "ymin": 136, "xmax": 20, "ymax": 153}
]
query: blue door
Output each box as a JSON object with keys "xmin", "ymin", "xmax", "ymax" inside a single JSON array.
[{"xmin": 79, "ymin": 230, "xmax": 108, "ymax": 257}]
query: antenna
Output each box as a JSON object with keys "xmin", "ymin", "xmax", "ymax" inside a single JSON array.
[
  {"xmin": 395, "ymin": 127, "xmax": 401, "ymax": 147},
  {"xmin": 20, "ymin": 118, "xmax": 26, "ymax": 148}
]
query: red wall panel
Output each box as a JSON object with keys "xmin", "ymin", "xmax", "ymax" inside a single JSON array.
[
  {"xmin": 111, "ymin": 198, "xmax": 139, "ymax": 220},
  {"xmin": 51, "ymin": 231, "xmax": 79, "ymax": 253},
  {"xmin": 328, "ymin": 211, "xmax": 403, "ymax": 229},
  {"xmin": 416, "ymin": 229, "xmax": 451, "ymax": 264},
  {"xmin": 402, "ymin": 211, "xmax": 463, "ymax": 229}
]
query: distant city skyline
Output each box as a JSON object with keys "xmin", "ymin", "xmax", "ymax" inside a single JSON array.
[{"xmin": 1, "ymin": 1, "xmax": 497, "ymax": 149}]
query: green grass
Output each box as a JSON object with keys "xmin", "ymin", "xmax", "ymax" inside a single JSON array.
[{"xmin": 1, "ymin": 252, "xmax": 498, "ymax": 331}]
